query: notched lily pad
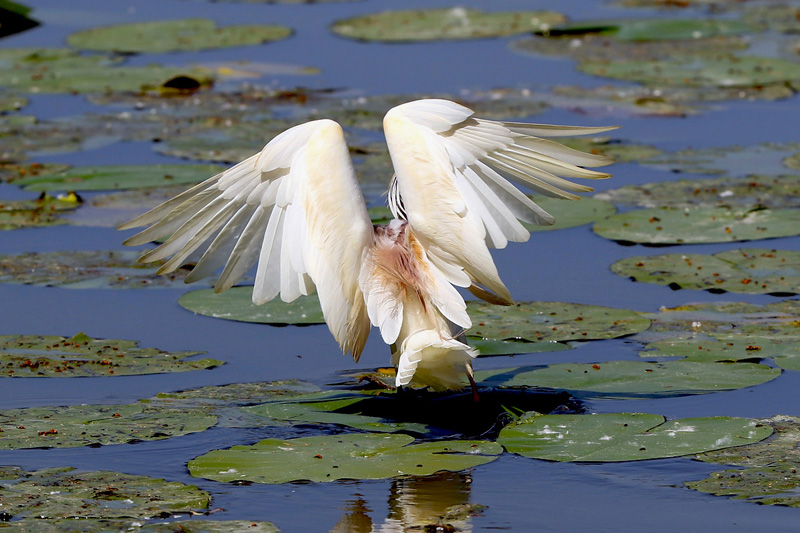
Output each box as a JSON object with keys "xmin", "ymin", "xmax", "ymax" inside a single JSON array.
[
  {"xmin": 499, "ymin": 413, "xmax": 771, "ymax": 462},
  {"xmin": 0, "ymin": 332, "xmax": 222, "ymax": 378},
  {"xmin": 0, "ymin": 467, "xmax": 210, "ymax": 520},
  {"xmin": 67, "ymin": 19, "xmax": 292, "ymax": 54},
  {"xmin": 466, "ymin": 301, "xmax": 650, "ymax": 346},
  {"xmin": 594, "ymin": 206, "xmax": 800, "ymax": 245},
  {"xmin": 188, "ymin": 433, "xmax": 502, "ymax": 484},
  {"xmin": 332, "ymin": 8, "xmax": 565, "ymax": 42},
  {"xmin": 689, "ymin": 415, "xmax": 800, "ymax": 506},
  {"xmin": 0, "ymin": 192, "xmax": 80, "ymax": 229},
  {"xmin": 0, "ymin": 402, "xmax": 216, "ymax": 449},
  {"xmin": 0, "ymin": 249, "xmax": 198, "ymax": 288},
  {"xmin": 178, "ymin": 288, "xmax": 325, "ymax": 324},
  {"xmin": 15, "ymin": 164, "xmax": 222, "ymax": 192},
  {"xmin": 476, "ymin": 360, "xmax": 780, "ymax": 398},
  {"xmin": 612, "ymin": 248, "xmax": 800, "ymax": 295}
]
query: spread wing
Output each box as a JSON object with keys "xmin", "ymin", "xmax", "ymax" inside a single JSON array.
[
  {"xmin": 119, "ymin": 119, "xmax": 374, "ymax": 359},
  {"xmin": 383, "ymin": 98, "xmax": 616, "ymax": 303}
]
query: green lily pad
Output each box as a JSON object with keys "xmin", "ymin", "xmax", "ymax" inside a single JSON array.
[
  {"xmin": 2, "ymin": 520, "xmax": 280, "ymax": 533},
  {"xmin": 545, "ymin": 18, "xmax": 755, "ymax": 41},
  {"xmin": 244, "ymin": 391, "xmax": 437, "ymax": 434},
  {"xmin": 499, "ymin": 413, "xmax": 771, "ymax": 462},
  {"xmin": 15, "ymin": 164, "xmax": 222, "ymax": 192},
  {"xmin": 154, "ymin": 380, "xmax": 321, "ymax": 405},
  {"xmin": 0, "ymin": 192, "xmax": 80, "ymax": 229},
  {"xmin": 0, "ymin": 249, "xmax": 199, "ymax": 288},
  {"xmin": 0, "ymin": 92, "xmax": 27, "ymax": 112},
  {"xmin": 595, "ymin": 174, "xmax": 800, "ymax": 209},
  {"xmin": 0, "ymin": 467, "xmax": 210, "ymax": 520},
  {"xmin": 593, "ymin": 206, "xmax": 800, "ymax": 245},
  {"xmin": 188, "ymin": 433, "xmax": 503, "ymax": 484},
  {"xmin": 523, "ymin": 197, "xmax": 617, "ymax": 232},
  {"xmin": 332, "ymin": 8, "xmax": 565, "ymax": 42},
  {"xmin": 580, "ymin": 55, "xmax": 800, "ymax": 88},
  {"xmin": 611, "ymin": 248, "xmax": 800, "ymax": 295},
  {"xmin": 476, "ymin": 360, "xmax": 780, "ymax": 397},
  {"xmin": 468, "ymin": 337, "xmax": 571, "ymax": 357},
  {"xmin": 466, "ymin": 301, "xmax": 650, "ymax": 345},
  {"xmin": 0, "ymin": 402, "xmax": 216, "ymax": 449},
  {"xmin": 0, "ymin": 332, "xmax": 222, "ymax": 378},
  {"xmin": 0, "ymin": 48, "xmax": 214, "ymax": 94},
  {"xmin": 641, "ymin": 336, "xmax": 800, "ymax": 364},
  {"xmin": 689, "ymin": 415, "xmax": 800, "ymax": 506},
  {"xmin": 67, "ymin": 19, "xmax": 292, "ymax": 54},
  {"xmin": 178, "ymin": 288, "xmax": 325, "ymax": 324}
]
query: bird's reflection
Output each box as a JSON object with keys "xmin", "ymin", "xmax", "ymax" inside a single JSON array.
[{"xmin": 331, "ymin": 472, "xmax": 484, "ymax": 532}]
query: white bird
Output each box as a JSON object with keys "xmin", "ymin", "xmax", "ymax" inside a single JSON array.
[{"xmin": 119, "ymin": 99, "xmax": 616, "ymax": 392}]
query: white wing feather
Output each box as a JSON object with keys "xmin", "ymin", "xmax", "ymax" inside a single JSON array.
[
  {"xmin": 383, "ymin": 99, "xmax": 616, "ymax": 303},
  {"xmin": 120, "ymin": 119, "xmax": 373, "ymax": 359}
]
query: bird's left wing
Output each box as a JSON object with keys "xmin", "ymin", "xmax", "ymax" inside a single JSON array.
[
  {"xmin": 119, "ymin": 119, "xmax": 374, "ymax": 359},
  {"xmin": 383, "ymin": 98, "xmax": 617, "ymax": 304}
]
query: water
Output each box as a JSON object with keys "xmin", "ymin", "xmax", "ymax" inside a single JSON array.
[{"xmin": 2, "ymin": 0, "xmax": 800, "ymax": 531}]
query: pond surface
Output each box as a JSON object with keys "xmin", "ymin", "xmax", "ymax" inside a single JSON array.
[{"xmin": 1, "ymin": 0, "xmax": 800, "ymax": 531}]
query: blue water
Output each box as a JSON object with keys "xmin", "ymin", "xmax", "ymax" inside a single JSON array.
[{"xmin": 2, "ymin": 0, "xmax": 800, "ymax": 531}]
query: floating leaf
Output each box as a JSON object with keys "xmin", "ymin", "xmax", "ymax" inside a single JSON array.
[
  {"xmin": 189, "ymin": 433, "xmax": 502, "ymax": 484},
  {"xmin": 545, "ymin": 18, "xmax": 755, "ymax": 41},
  {"xmin": 611, "ymin": 248, "xmax": 800, "ymax": 295},
  {"xmin": 178, "ymin": 288, "xmax": 325, "ymax": 324},
  {"xmin": 466, "ymin": 301, "xmax": 650, "ymax": 345},
  {"xmin": 476, "ymin": 360, "xmax": 780, "ymax": 397},
  {"xmin": 3, "ymin": 520, "xmax": 280, "ymax": 533},
  {"xmin": 0, "ymin": 333, "xmax": 222, "ymax": 378},
  {"xmin": 593, "ymin": 206, "xmax": 800, "ymax": 244},
  {"xmin": 0, "ymin": 403, "xmax": 216, "ymax": 449},
  {"xmin": 645, "ymin": 142, "xmax": 800, "ymax": 176},
  {"xmin": 0, "ymin": 92, "xmax": 27, "ymax": 112},
  {"xmin": 785, "ymin": 152, "xmax": 800, "ymax": 170},
  {"xmin": 0, "ymin": 48, "xmax": 214, "ymax": 94},
  {"xmin": 524, "ymin": 197, "xmax": 617, "ymax": 232},
  {"xmin": 67, "ymin": 19, "xmax": 292, "ymax": 54},
  {"xmin": 595, "ymin": 174, "xmax": 800, "ymax": 209},
  {"xmin": 0, "ymin": 467, "xmax": 210, "ymax": 520},
  {"xmin": 689, "ymin": 415, "xmax": 800, "ymax": 506},
  {"xmin": 15, "ymin": 164, "xmax": 222, "ymax": 191},
  {"xmin": 499, "ymin": 413, "xmax": 771, "ymax": 462},
  {"xmin": 0, "ymin": 192, "xmax": 80, "ymax": 230},
  {"xmin": 580, "ymin": 55, "xmax": 800, "ymax": 88},
  {"xmin": 332, "ymin": 8, "xmax": 565, "ymax": 42},
  {"xmin": 154, "ymin": 380, "xmax": 321, "ymax": 405},
  {"xmin": 0, "ymin": 250, "xmax": 198, "ymax": 288},
  {"xmin": 641, "ymin": 336, "xmax": 800, "ymax": 364},
  {"xmin": 468, "ymin": 337, "xmax": 571, "ymax": 357}
]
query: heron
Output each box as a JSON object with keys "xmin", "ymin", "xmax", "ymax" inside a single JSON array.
[{"xmin": 119, "ymin": 98, "xmax": 616, "ymax": 393}]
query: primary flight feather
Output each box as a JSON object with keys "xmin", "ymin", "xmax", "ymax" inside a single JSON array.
[{"xmin": 120, "ymin": 98, "xmax": 616, "ymax": 391}]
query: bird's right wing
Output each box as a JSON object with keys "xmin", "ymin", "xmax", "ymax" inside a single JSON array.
[{"xmin": 119, "ymin": 119, "xmax": 374, "ymax": 359}]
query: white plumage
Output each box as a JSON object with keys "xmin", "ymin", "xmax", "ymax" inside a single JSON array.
[{"xmin": 120, "ymin": 99, "xmax": 616, "ymax": 391}]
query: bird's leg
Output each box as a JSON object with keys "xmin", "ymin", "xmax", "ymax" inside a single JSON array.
[{"xmin": 466, "ymin": 364, "xmax": 480, "ymax": 403}]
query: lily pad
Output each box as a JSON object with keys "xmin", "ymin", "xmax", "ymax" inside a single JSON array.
[
  {"xmin": 545, "ymin": 18, "xmax": 755, "ymax": 41},
  {"xmin": 523, "ymin": 197, "xmax": 617, "ymax": 232},
  {"xmin": 0, "ymin": 192, "xmax": 80, "ymax": 230},
  {"xmin": 580, "ymin": 55, "xmax": 800, "ymax": 88},
  {"xmin": 188, "ymin": 433, "xmax": 502, "ymax": 483},
  {"xmin": 67, "ymin": 19, "xmax": 292, "ymax": 54},
  {"xmin": 15, "ymin": 164, "xmax": 222, "ymax": 192},
  {"xmin": 466, "ymin": 301, "xmax": 650, "ymax": 345},
  {"xmin": 784, "ymin": 152, "xmax": 800, "ymax": 170},
  {"xmin": 178, "ymin": 288, "xmax": 325, "ymax": 324},
  {"xmin": 0, "ymin": 467, "xmax": 210, "ymax": 520},
  {"xmin": 611, "ymin": 248, "xmax": 800, "ymax": 295},
  {"xmin": 595, "ymin": 174, "xmax": 800, "ymax": 209},
  {"xmin": 593, "ymin": 206, "xmax": 800, "ymax": 244},
  {"xmin": 498, "ymin": 413, "xmax": 771, "ymax": 462},
  {"xmin": 0, "ymin": 402, "xmax": 216, "ymax": 449},
  {"xmin": 0, "ymin": 249, "xmax": 198, "ymax": 288},
  {"xmin": 332, "ymin": 8, "xmax": 565, "ymax": 42},
  {"xmin": 0, "ymin": 332, "xmax": 222, "ymax": 378},
  {"xmin": 154, "ymin": 380, "xmax": 321, "ymax": 405},
  {"xmin": 0, "ymin": 48, "xmax": 214, "ymax": 94},
  {"xmin": 688, "ymin": 415, "xmax": 800, "ymax": 506},
  {"xmin": 641, "ymin": 336, "xmax": 800, "ymax": 364},
  {"xmin": 2, "ymin": 520, "xmax": 280, "ymax": 533},
  {"xmin": 468, "ymin": 337, "xmax": 571, "ymax": 357},
  {"xmin": 476, "ymin": 360, "xmax": 780, "ymax": 397},
  {"xmin": 645, "ymin": 142, "xmax": 800, "ymax": 176}
]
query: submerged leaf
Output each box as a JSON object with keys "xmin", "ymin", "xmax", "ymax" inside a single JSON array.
[
  {"xmin": 611, "ymin": 248, "xmax": 800, "ymax": 295},
  {"xmin": 0, "ymin": 467, "xmax": 210, "ymax": 520},
  {"xmin": 499, "ymin": 413, "xmax": 771, "ymax": 462},
  {"xmin": 332, "ymin": 8, "xmax": 565, "ymax": 42},
  {"xmin": 0, "ymin": 333, "xmax": 222, "ymax": 378},
  {"xmin": 178, "ymin": 288, "xmax": 325, "ymax": 324},
  {"xmin": 188, "ymin": 433, "xmax": 502, "ymax": 483}
]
